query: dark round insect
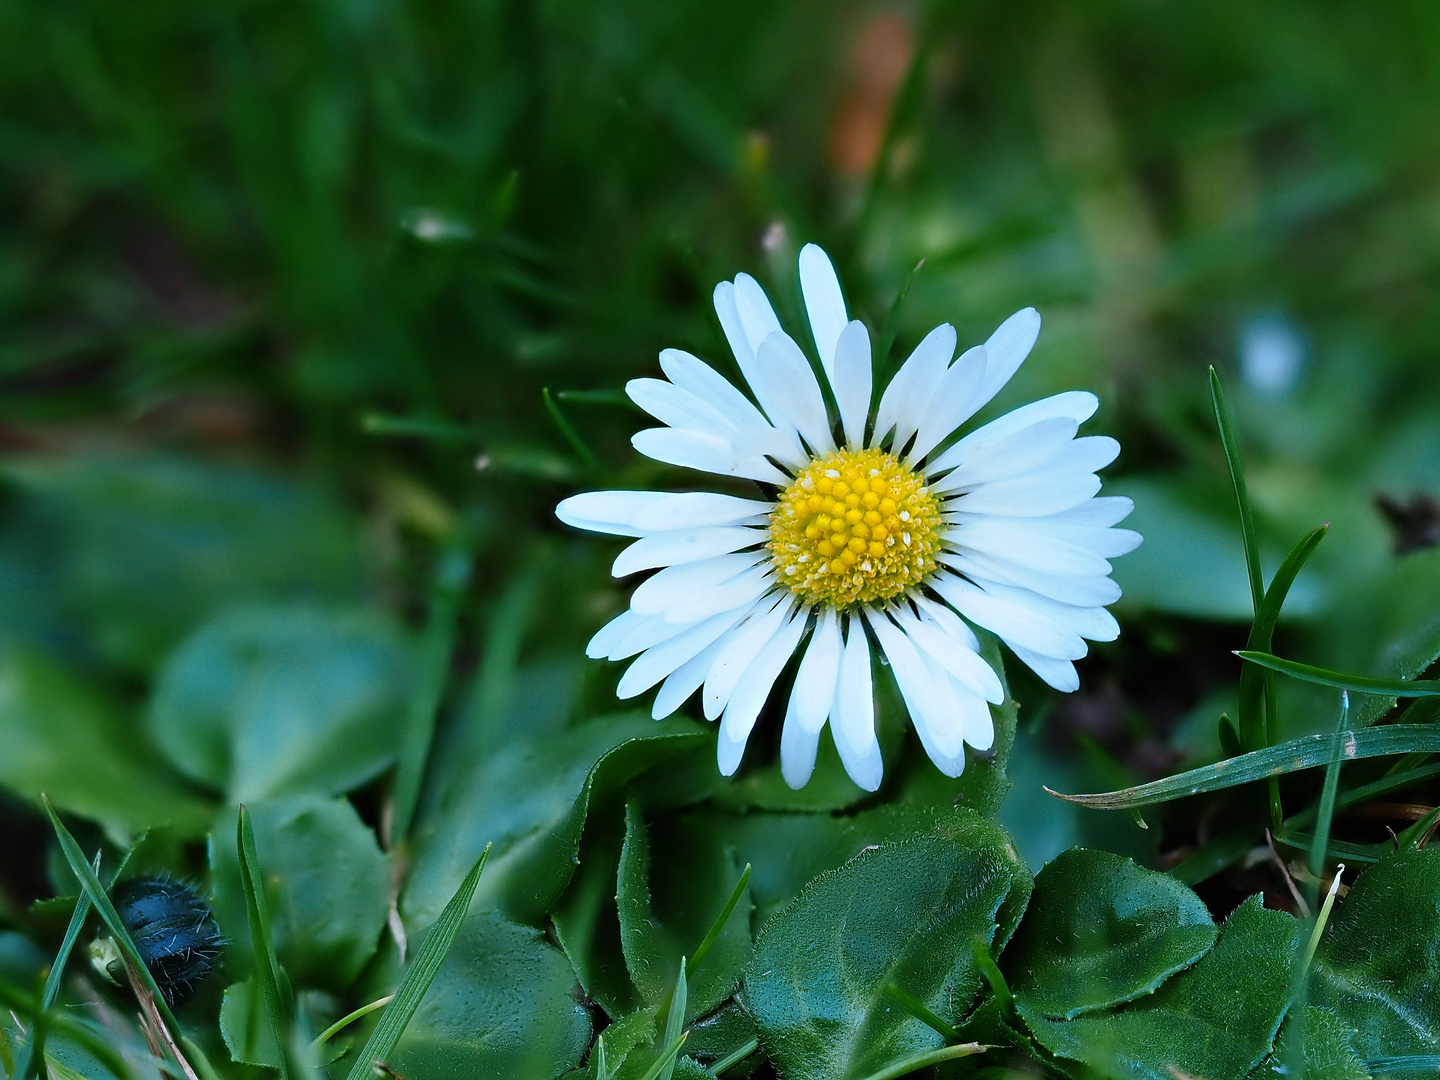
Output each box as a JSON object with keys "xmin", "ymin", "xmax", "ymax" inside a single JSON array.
[{"xmin": 113, "ymin": 876, "xmax": 222, "ymax": 1007}]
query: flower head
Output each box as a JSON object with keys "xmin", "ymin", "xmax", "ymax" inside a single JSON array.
[{"xmin": 557, "ymin": 244, "xmax": 1139, "ymax": 790}]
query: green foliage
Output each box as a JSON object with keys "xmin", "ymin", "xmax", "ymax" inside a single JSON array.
[
  {"xmin": 4, "ymin": 0, "xmax": 1440, "ymax": 1074},
  {"xmin": 403, "ymin": 715, "xmax": 709, "ymax": 929},
  {"xmin": 147, "ymin": 604, "xmax": 413, "ymax": 803},
  {"xmin": 389, "ymin": 912, "xmax": 592, "ymax": 1080},
  {"xmin": 1310, "ymin": 847, "xmax": 1440, "ymax": 1058},
  {"xmin": 743, "ymin": 809, "xmax": 1030, "ymax": 1080},
  {"xmin": 617, "ymin": 801, "xmax": 753, "ymax": 1019},
  {"xmin": 0, "ymin": 646, "xmax": 215, "ymax": 839},
  {"xmin": 210, "ymin": 796, "xmax": 389, "ymax": 991},
  {"xmin": 1003, "ymin": 849, "xmax": 1217, "ymax": 1019},
  {"xmin": 1019, "ymin": 897, "xmax": 1305, "ymax": 1080}
]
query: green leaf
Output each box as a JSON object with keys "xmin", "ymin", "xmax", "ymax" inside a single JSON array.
[
  {"xmin": 1050, "ymin": 724, "xmax": 1440, "ymax": 809},
  {"xmin": 743, "ymin": 808, "xmax": 1031, "ymax": 1080},
  {"xmin": 1, "ymin": 455, "xmax": 364, "ymax": 673},
  {"xmin": 403, "ymin": 715, "xmax": 709, "ymax": 929},
  {"xmin": 1003, "ymin": 849, "xmax": 1217, "ymax": 1019},
  {"xmin": 343, "ymin": 846, "xmax": 488, "ymax": 1080},
  {"xmin": 210, "ymin": 796, "xmax": 389, "ymax": 991},
  {"xmin": 618, "ymin": 803, "xmax": 753, "ymax": 1019},
  {"xmin": 388, "ymin": 911, "xmax": 591, "ymax": 1080},
  {"xmin": 236, "ymin": 805, "xmax": 295, "ymax": 1079},
  {"xmin": 218, "ymin": 977, "xmax": 280, "ymax": 1067},
  {"xmin": 0, "ymin": 647, "xmax": 215, "ymax": 839},
  {"xmin": 1264, "ymin": 1007, "xmax": 1368, "ymax": 1080},
  {"xmin": 1310, "ymin": 847, "xmax": 1440, "ymax": 1057},
  {"xmin": 1236, "ymin": 651, "xmax": 1440, "ymax": 698},
  {"xmin": 147, "ymin": 603, "xmax": 413, "ymax": 802},
  {"xmin": 1019, "ymin": 896, "xmax": 1304, "ymax": 1080},
  {"xmin": 553, "ymin": 807, "xmax": 641, "ymax": 1016}
]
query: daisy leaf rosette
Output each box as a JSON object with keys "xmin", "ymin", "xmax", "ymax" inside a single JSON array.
[{"xmin": 557, "ymin": 244, "xmax": 1140, "ymax": 791}]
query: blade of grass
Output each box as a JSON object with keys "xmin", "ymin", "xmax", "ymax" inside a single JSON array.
[
  {"xmin": 13, "ymin": 853, "xmax": 100, "ymax": 1080},
  {"xmin": 309, "ymin": 995, "xmax": 395, "ymax": 1051},
  {"xmin": 853, "ymin": 1042, "xmax": 991, "ymax": 1080},
  {"xmin": 655, "ymin": 863, "xmax": 750, "ymax": 1030},
  {"xmin": 884, "ymin": 983, "xmax": 960, "ymax": 1041},
  {"xmin": 633, "ymin": 1032, "xmax": 688, "ymax": 1080},
  {"xmin": 1368, "ymin": 1056, "xmax": 1440, "ymax": 1073},
  {"xmin": 1308, "ymin": 692, "xmax": 1350, "ymax": 908},
  {"xmin": 656, "ymin": 958, "xmax": 687, "ymax": 1080},
  {"xmin": 391, "ymin": 520, "xmax": 479, "ymax": 844},
  {"xmin": 1234, "ymin": 652, "xmax": 1440, "ymax": 697},
  {"xmin": 706, "ymin": 1037, "xmax": 759, "ymax": 1077},
  {"xmin": 237, "ymin": 806, "xmax": 294, "ymax": 1080},
  {"xmin": 970, "ymin": 937, "xmax": 1013, "ymax": 1021},
  {"xmin": 1169, "ymin": 831, "xmax": 1257, "ymax": 886},
  {"xmin": 361, "ymin": 413, "xmax": 479, "ymax": 443},
  {"xmin": 1395, "ymin": 804, "xmax": 1440, "ymax": 848},
  {"xmin": 688, "ymin": 864, "xmax": 750, "ymax": 975},
  {"xmin": 1285, "ymin": 759, "xmax": 1440, "ymax": 831},
  {"xmin": 543, "ymin": 387, "xmax": 600, "ymax": 468},
  {"xmin": 342, "ymin": 844, "xmax": 490, "ymax": 1080},
  {"xmin": 593, "ymin": 1033, "xmax": 609, "ymax": 1080},
  {"xmin": 556, "ymin": 388, "xmax": 637, "ymax": 409},
  {"xmin": 1210, "ymin": 367, "xmax": 1265, "ymax": 618},
  {"xmin": 874, "ymin": 259, "xmax": 925, "ymax": 376},
  {"xmin": 1048, "ymin": 725, "xmax": 1440, "ymax": 809},
  {"xmin": 1241, "ymin": 524, "xmax": 1328, "ymax": 824},
  {"xmin": 40, "ymin": 798, "xmax": 195, "ymax": 1063},
  {"xmin": 1273, "ymin": 832, "xmax": 1383, "ymax": 866}
]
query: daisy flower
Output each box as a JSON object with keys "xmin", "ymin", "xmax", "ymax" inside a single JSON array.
[{"xmin": 557, "ymin": 244, "xmax": 1140, "ymax": 791}]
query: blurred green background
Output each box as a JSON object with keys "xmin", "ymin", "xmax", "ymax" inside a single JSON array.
[{"xmin": 2, "ymin": 0, "xmax": 1439, "ymax": 895}]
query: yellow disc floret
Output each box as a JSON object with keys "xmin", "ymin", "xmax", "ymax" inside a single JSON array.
[{"xmin": 768, "ymin": 447, "xmax": 943, "ymax": 608}]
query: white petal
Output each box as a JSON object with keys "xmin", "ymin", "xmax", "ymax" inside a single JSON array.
[
  {"xmin": 868, "ymin": 611, "xmax": 963, "ymax": 758},
  {"xmin": 891, "ymin": 605, "xmax": 1005, "ymax": 703},
  {"xmin": 966, "ymin": 578, "xmax": 1120, "ymax": 642},
  {"xmin": 718, "ymin": 606, "xmax": 808, "ymax": 765},
  {"xmin": 631, "ymin": 427, "xmax": 787, "ymax": 484},
  {"xmin": 652, "ymin": 633, "xmax": 732, "ymax": 719},
  {"xmin": 950, "ymin": 470, "xmax": 1102, "ymax": 518},
  {"xmin": 630, "ymin": 492, "xmax": 773, "ymax": 532},
  {"xmin": 556, "ymin": 491, "xmax": 669, "ymax": 537},
  {"xmin": 658, "ymin": 348, "xmax": 807, "ymax": 467},
  {"xmin": 914, "ymin": 595, "xmax": 981, "ymax": 650},
  {"xmin": 938, "ymin": 548, "xmax": 1122, "ymax": 608},
  {"xmin": 791, "ymin": 606, "xmax": 843, "ymax": 734},
  {"xmin": 617, "ymin": 606, "xmax": 755, "ymax": 699},
  {"xmin": 663, "ymin": 566, "xmax": 775, "ymax": 626},
  {"xmin": 781, "ymin": 692, "xmax": 823, "ymax": 789},
  {"xmin": 756, "ymin": 332, "xmax": 836, "ymax": 455},
  {"xmin": 831, "ymin": 617, "xmax": 882, "ymax": 791},
  {"xmin": 702, "ymin": 595, "xmax": 792, "ymax": 720},
  {"xmin": 832, "ymin": 320, "xmax": 873, "ymax": 448},
  {"xmin": 799, "ymin": 243, "xmax": 848, "ymax": 380},
  {"xmin": 948, "ymin": 514, "xmax": 1141, "ymax": 559},
  {"xmin": 908, "ymin": 345, "xmax": 988, "ymax": 464},
  {"xmin": 733, "ymin": 273, "xmax": 784, "ymax": 356},
  {"xmin": 972, "ymin": 307, "xmax": 1042, "ymax": 412},
  {"xmin": 929, "ymin": 417, "xmax": 1079, "ymax": 491},
  {"xmin": 1041, "ymin": 495, "xmax": 1134, "ymax": 528},
  {"xmin": 1007, "ymin": 642, "xmax": 1080, "ymax": 692},
  {"xmin": 626, "ymin": 378, "xmax": 737, "ymax": 434},
  {"xmin": 872, "ymin": 323, "xmax": 955, "ymax": 451},
  {"xmin": 946, "ymin": 523, "xmax": 1113, "ymax": 578},
  {"xmin": 630, "ymin": 553, "xmax": 761, "ymax": 616},
  {"xmin": 929, "ymin": 572, "xmax": 1087, "ymax": 660},
  {"xmin": 950, "ymin": 676, "xmax": 996, "ymax": 752},
  {"xmin": 927, "ymin": 391, "xmax": 1099, "ymax": 475},
  {"xmin": 1056, "ymin": 435, "xmax": 1120, "ymax": 474},
  {"xmin": 612, "ymin": 526, "xmax": 764, "ymax": 577},
  {"xmin": 613, "ymin": 609, "xmax": 709, "ymax": 660},
  {"xmin": 587, "ymin": 608, "xmax": 644, "ymax": 659}
]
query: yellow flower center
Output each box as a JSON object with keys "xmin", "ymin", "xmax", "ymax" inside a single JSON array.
[{"xmin": 768, "ymin": 447, "xmax": 944, "ymax": 609}]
